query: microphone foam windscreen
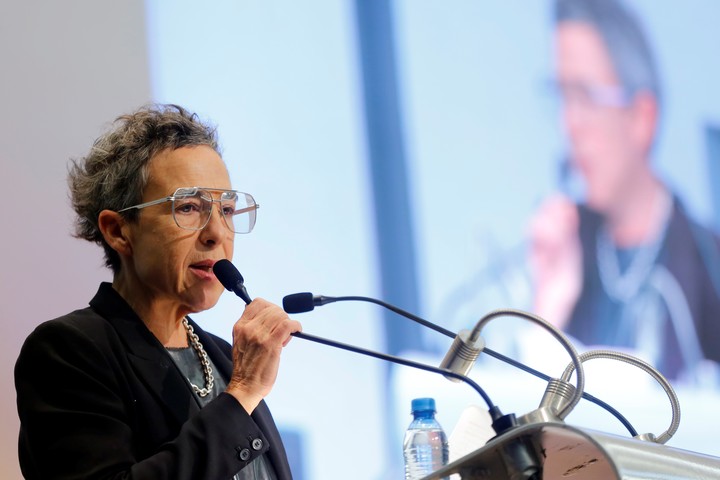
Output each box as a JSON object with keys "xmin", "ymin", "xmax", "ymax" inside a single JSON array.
[
  {"xmin": 213, "ymin": 259, "xmax": 243, "ymax": 291},
  {"xmin": 283, "ymin": 292, "xmax": 315, "ymax": 313}
]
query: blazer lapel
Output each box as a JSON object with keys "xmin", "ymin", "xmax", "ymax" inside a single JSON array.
[{"xmin": 90, "ymin": 283, "xmax": 200, "ymax": 426}]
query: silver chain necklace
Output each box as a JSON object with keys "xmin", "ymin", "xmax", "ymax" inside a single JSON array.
[
  {"xmin": 182, "ymin": 317, "xmax": 215, "ymax": 397},
  {"xmin": 596, "ymin": 191, "xmax": 672, "ymax": 303}
]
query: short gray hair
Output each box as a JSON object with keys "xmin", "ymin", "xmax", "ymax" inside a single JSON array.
[
  {"xmin": 68, "ymin": 104, "xmax": 220, "ymax": 272},
  {"xmin": 554, "ymin": 0, "xmax": 662, "ymax": 105}
]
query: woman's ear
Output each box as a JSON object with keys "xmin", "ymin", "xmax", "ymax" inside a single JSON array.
[
  {"xmin": 629, "ymin": 90, "xmax": 659, "ymax": 157},
  {"xmin": 98, "ymin": 210, "xmax": 133, "ymax": 257}
]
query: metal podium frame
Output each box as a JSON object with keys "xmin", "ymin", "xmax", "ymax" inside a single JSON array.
[{"xmin": 422, "ymin": 421, "xmax": 720, "ymax": 480}]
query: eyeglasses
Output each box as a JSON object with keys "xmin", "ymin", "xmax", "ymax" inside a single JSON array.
[
  {"xmin": 549, "ymin": 80, "xmax": 631, "ymax": 110},
  {"xmin": 117, "ymin": 187, "xmax": 259, "ymax": 234}
]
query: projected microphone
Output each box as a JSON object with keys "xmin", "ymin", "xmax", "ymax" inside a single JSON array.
[
  {"xmin": 283, "ymin": 292, "xmax": 337, "ymax": 313},
  {"xmin": 213, "ymin": 259, "xmax": 252, "ymax": 304}
]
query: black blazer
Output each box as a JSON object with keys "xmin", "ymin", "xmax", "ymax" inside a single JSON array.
[
  {"xmin": 568, "ymin": 198, "xmax": 720, "ymax": 379},
  {"xmin": 15, "ymin": 283, "xmax": 293, "ymax": 480}
]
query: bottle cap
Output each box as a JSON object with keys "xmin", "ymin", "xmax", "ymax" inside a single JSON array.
[{"xmin": 411, "ymin": 397, "xmax": 436, "ymax": 414}]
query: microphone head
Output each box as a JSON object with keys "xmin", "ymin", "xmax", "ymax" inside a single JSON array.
[
  {"xmin": 283, "ymin": 292, "xmax": 315, "ymax": 314},
  {"xmin": 213, "ymin": 259, "xmax": 244, "ymax": 291}
]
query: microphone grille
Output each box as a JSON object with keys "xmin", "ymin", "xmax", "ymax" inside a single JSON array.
[
  {"xmin": 283, "ymin": 292, "xmax": 315, "ymax": 313},
  {"xmin": 213, "ymin": 259, "xmax": 243, "ymax": 291}
]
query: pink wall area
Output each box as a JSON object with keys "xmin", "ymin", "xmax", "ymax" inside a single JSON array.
[{"xmin": 0, "ymin": 1, "xmax": 151, "ymax": 477}]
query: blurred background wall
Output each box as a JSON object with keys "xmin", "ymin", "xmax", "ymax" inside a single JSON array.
[
  {"xmin": 2, "ymin": 1, "xmax": 720, "ymax": 479},
  {"xmin": 0, "ymin": 2, "xmax": 151, "ymax": 478}
]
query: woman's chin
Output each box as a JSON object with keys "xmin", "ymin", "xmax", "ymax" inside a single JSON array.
[{"xmin": 184, "ymin": 288, "xmax": 223, "ymax": 313}]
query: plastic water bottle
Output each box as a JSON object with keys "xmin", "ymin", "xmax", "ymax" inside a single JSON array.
[{"xmin": 403, "ymin": 397, "xmax": 449, "ymax": 480}]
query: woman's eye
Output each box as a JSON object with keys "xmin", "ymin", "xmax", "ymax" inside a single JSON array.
[
  {"xmin": 176, "ymin": 202, "xmax": 201, "ymax": 214},
  {"xmin": 222, "ymin": 205, "xmax": 236, "ymax": 216}
]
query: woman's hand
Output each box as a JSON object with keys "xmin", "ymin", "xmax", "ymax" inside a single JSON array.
[
  {"xmin": 225, "ymin": 298, "xmax": 302, "ymax": 413},
  {"xmin": 528, "ymin": 194, "xmax": 583, "ymax": 329}
]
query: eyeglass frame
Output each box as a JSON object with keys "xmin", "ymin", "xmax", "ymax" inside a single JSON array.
[
  {"xmin": 548, "ymin": 79, "xmax": 633, "ymax": 110},
  {"xmin": 116, "ymin": 186, "xmax": 259, "ymax": 234}
]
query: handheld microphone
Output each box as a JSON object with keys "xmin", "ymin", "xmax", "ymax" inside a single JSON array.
[{"xmin": 213, "ymin": 259, "xmax": 252, "ymax": 305}]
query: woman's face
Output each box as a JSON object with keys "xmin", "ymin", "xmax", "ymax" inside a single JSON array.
[{"xmin": 121, "ymin": 145, "xmax": 235, "ymax": 315}]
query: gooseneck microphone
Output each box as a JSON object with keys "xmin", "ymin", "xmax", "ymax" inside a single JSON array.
[
  {"xmin": 284, "ymin": 290, "xmax": 523, "ymax": 374},
  {"xmin": 282, "ymin": 290, "xmax": 640, "ymax": 437},
  {"xmin": 283, "ymin": 292, "xmax": 337, "ymax": 312},
  {"xmin": 283, "ymin": 292, "xmax": 455, "ymax": 337},
  {"xmin": 211, "ymin": 260, "xmax": 497, "ymax": 412}
]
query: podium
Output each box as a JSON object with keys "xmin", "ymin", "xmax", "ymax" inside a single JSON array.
[
  {"xmin": 279, "ymin": 294, "xmax": 720, "ymax": 479},
  {"xmin": 421, "ymin": 421, "xmax": 720, "ymax": 479}
]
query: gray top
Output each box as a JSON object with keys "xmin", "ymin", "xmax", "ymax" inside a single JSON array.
[{"xmin": 167, "ymin": 346, "xmax": 278, "ymax": 480}]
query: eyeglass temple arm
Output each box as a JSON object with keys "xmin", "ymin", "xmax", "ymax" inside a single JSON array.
[
  {"xmin": 117, "ymin": 196, "xmax": 174, "ymax": 213},
  {"xmin": 234, "ymin": 204, "xmax": 259, "ymax": 215}
]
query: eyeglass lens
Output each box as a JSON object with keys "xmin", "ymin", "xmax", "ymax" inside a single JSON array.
[
  {"xmin": 172, "ymin": 189, "xmax": 256, "ymax": 233},
  {"xmin": 552, "ymin": 81, "xmax": 629, "ymax": 109}
]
